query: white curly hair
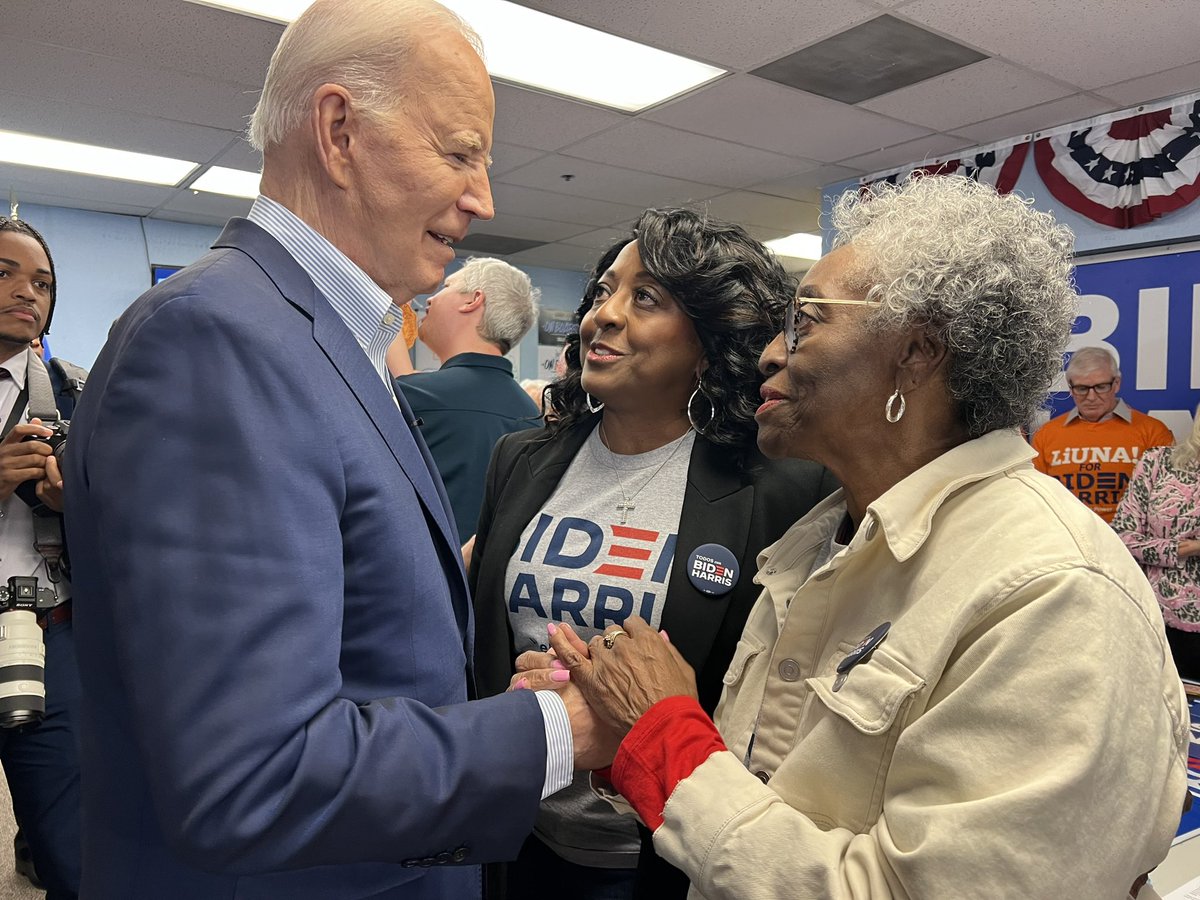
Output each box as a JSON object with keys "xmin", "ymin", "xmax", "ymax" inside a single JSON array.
[{"xmin": 830, "ymin": 174, "xmax": 1079, "ymax": 437}]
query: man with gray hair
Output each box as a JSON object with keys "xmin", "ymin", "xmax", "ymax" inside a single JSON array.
[
  {"xmin": 396, "ymin": 257, "xmax": 541, "ymax": 544},
  {"xmin": 62, "ymin": 2, "xmax": 610, "ymax": 898},
  {"xmin": 1032, "ymin": 346, "xmax": 1174, "ymax": 522}
]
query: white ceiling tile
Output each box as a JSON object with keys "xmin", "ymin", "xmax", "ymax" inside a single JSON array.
[
  {"xmin": 750, "ymin": 164, "xmax": 865, "ymax": 201},
  {"xmin": 5, "ymin": 0, "xmax": 279, "ymax": 88},
  {"xmin": 840, "ymin": 133, "xmax": 973, "ymax": 174},
  {"xmin": 507, "ymin": 243, "xmax": 599, "ymax": 271},
  {"xmin": 0, "ymin": 165, "xmax": 178, "ymax": 209},
  {"xmin": 560, "ymin": 121, "xmax": 816, "ymax": 189},
  {"xmin": 492, "ymin": 84, "xmax": 628, "ymax": 151},
  {"xmin": 900, "ymin": 0, "xmax": 1200, "ymax": 90},
  {"xmin": 490, "ymin": 184, "xmax": 643, "ymax": 228},
  {"xmin": 469, "ymin": 214, "xmax": 591, "ymax": 243},
  {"xmin": 1096, "ymin": 62, "xmax": 1200, "ymax": 108},
  {"xmin": 860, "ymin": 59, "xmax": 1074, "ymax": 132},
  {"xmin": 512, "ymin": 0, "xmax": 879, "ymax": 69},
  {"xmin": 560, "ymin": 227, "xmax": 634, "ymax": 251},
  {"xmin": 700, "ymin": 191, "xmax": 821, "ymax": 233},
  {"xmin": 490, "ymin": 143, "xmax": 547, "ymax": 177},
  {"xmin": 157, "ymin": 189, "xmax": 253, "ymax": 225},
  {"xmin": 498, "ymin": 155, "xmax": 727, "ymax": 208},
  {"xmin": 0, "ymin": 90, "xmax": 239, "ymax": 163},
  {"xmin": 211, "ymin": 140, "xmax": 263, "ymax": 173},
  {"xmin": 645, "ymin": 75, "xmax": 931, "ymax": 161},
  {"xmin": 9, "ymin": 40, "xmax": 257, "ymax": 132},
  {"xmin": 952, "ymin": 94, "xmax": 1118, "ymax": 146}
]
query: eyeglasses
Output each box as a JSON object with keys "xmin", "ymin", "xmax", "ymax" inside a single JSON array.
[
  {"xmin": 1069, "ymin": 380, "xmax": 1116, "ymax": 398},
  {"xmin": 784, "ymin": 295, "xmax": 881, "ymax": 352}
]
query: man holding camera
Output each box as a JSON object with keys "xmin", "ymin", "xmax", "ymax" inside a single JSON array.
[{"xmin": 0, "ymin": 217, "xmax": 84, "ymax": 899}]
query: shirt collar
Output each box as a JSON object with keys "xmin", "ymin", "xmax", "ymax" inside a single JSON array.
[
  {"xmin": 247, "ymin": 195, "xmax": 404, "ymax": 385},
  {"xmin": 0, "ymin": 350, "xmax": 28, "ymax": 389},
  {"xmin": 1065, "ymin": 398, "xmax": 1132, "ymax": 423},
  {"xmin": 440, "ymin": 352, "xmax": 512, "ymax": 374}
]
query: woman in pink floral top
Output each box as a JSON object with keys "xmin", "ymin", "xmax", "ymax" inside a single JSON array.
[{"xmin": 1113, "ymin": 419, "xmax": 1200, "ymax": 679}]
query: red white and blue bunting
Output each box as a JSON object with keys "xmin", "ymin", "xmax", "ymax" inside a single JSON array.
[
  {"xmin": 860, "ymin": 140, "xmax": 1029, "ymax": 194},
  {"xmin": 1034, "ymin": 93, "xmax": 1200, "ymax": 229}
]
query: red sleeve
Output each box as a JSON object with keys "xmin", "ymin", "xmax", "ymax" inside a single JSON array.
[{"xmin": 610, "ymin": 695, "xmax": 727, "ymax": 831}]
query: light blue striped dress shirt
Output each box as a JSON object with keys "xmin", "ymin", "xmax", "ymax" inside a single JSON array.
[{"xmin": 247, "ymin": 196, "xmax": 573, "ymax": 799}]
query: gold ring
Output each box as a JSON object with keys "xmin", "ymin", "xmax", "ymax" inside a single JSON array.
[{"xmin": 603, "ymin": 628, "xmax": 629, "ymax": 649}]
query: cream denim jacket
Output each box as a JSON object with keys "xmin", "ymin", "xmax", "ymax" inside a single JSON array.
[{"xmin": 652, "ymin": 430, "xmax": 1188, "ymax": 900}]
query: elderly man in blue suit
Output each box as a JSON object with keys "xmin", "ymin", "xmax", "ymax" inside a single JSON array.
[{"xmin": 63, "ymin": 2, "xmax": 612, "ymax": 897}]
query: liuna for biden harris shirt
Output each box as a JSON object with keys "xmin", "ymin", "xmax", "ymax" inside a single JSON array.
[{"xmin": 505, "ymin": 425, "xmax": 694, "ymax": 867}]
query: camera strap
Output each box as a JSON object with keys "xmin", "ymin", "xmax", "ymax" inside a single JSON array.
[
  {"xmin": 18, "ymin": 350, "xmax": 67, "ymax": 584},
  {"xmin": 23, "ymin": 349, "xmax": 61, "ymax": 426}
]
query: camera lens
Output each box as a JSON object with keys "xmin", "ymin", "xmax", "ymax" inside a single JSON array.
[{"xmin": 0, "ymin": 610, "xmax": 46, "ymax": 729}]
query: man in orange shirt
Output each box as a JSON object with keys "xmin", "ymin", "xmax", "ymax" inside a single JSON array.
[{"xmin": 1032, "ymin": 347, "xmax": 1174, "ymax": 522}]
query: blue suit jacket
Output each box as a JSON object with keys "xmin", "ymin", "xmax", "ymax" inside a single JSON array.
[{"xmin": 64, "ymin": 219, "xmax": 547, "ymax": 899}]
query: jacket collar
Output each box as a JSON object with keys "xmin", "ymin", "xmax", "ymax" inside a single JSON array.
[
  {"xmin": 871, "ymin": 429, "xmax": 1036, "ymax": 561},
  {"xmin": 212, "ymin": 218, "xmax": 464, "ymax": 572},
  {"xmin": 777, "ymin": 429, "xmax": 1036, "ymax": 565}
]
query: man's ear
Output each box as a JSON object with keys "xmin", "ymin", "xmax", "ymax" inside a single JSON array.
[
  {"xmin": 895, "ymin": 326, "xmax": 948, "ymax": 393},
  {"xmin": 311, "ymin": 83, "xmax": 356, "ymax": 190},
  {"xmin": 461, "ymin": 290, "xmax": 485, "ymax": 313}
]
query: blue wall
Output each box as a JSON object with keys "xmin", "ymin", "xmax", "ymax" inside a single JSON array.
[{"xmin": 16, "ymin": 202, "xmax": 586, "ymax": 380}]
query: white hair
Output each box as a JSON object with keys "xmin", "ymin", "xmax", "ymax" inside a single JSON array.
[
  {"xmin": 248, "ymin": 0, "xmax": 482, "ymax": 152},
  {"xmin": 831, "ymin": 174, "xmax": 1078, "ymax": 438},
  {"xmin": 455, "ymin": 257, "xmax": 540, "ymax": 355},
  {"xmin": 1065, "ymin": 346, "xmax": 1121, "ymax": 379},
  {"xmin": 1171, "ymin": 404, "xmax": 1198, "ymax": 469}
]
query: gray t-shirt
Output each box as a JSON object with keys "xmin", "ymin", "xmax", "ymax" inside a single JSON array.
[{"xmin": 506, "ymin": 424, "xmax": 695, "ymax": 867}]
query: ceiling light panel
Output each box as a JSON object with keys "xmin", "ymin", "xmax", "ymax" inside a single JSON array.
[
  {"xmin": 0, "ymin": 130, "xmax": 198, "ymax": 187},
  {"xmin": 765, "ymin": 232, "xmax": 823, "ymax": 260},
  {"xmin": 190, "ymin": 166, "xmax": 262, "ymax": 198},
  {"xmin": 184, "ymin": 0, "xmax": 727, "ymax": 113}
]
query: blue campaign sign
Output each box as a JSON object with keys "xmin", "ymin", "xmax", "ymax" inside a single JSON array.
[{"xmin": 1067, "ymin": 245, "xmax": 1200, "ymax": 441}]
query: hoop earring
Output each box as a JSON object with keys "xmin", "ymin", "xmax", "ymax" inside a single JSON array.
[
  {"xmin": 687, "ymin": 383, "xmax": 715, "ymax": 434},
  {"xmin": 585, "ymin": 393, "xmax": 605, "ymax": 413},
  {"xmin": 885, "ymin": 388, "xmax": 905, "ymax": 424}
]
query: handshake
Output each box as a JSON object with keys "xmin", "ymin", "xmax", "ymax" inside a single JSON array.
[{"xmin": 508, "ymin": 616, "xmax": 698, "ymax": 770}]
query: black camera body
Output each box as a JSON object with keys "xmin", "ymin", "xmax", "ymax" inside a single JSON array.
[
  {"xmin": 14, "ymin": 420, "xmax": 68, "ymax": 509},
  {"xmin": 22, "ymin": 419, "xmax": 68, "ymax": 462}
]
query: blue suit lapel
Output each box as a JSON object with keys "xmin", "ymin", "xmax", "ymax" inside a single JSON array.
[{"xmin": 213, "ymin": 219, "xmax": 471, "ymax": 629}]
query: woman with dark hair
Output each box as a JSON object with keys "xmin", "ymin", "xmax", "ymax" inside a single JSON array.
[{"xmin": 468, "ymin": 207, "xmax": 836, "ymax": 899}]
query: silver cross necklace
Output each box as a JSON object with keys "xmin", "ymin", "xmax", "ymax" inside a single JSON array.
[{"xmin": 593, "ymin": 421, "xmax": 691, "ymax": 525}]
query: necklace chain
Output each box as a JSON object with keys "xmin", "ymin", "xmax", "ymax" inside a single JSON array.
[{"xmin": 593, "ymin": 422, "xmax": 690, "ymax": 525}]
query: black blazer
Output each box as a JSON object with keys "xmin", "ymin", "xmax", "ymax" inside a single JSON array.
[{"xmin": 469, "ymin": 416, "xmax": 836, "ymax": 896}]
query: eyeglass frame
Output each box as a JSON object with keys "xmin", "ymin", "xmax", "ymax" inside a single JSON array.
[
  {"xmin": 1067, "ymin": 379, "xmax": 1117, "ymax": 398},
  {"xmin": 784, "ymin": 295, "xmax": 882, "ymax": 352}
]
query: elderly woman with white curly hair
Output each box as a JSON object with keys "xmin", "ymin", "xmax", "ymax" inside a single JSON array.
[{"xmin": 523, "ymin": 175, "xmax": 1189, "ymax": 900}]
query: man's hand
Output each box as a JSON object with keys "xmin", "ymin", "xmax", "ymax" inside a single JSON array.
[
  {"xmin": 0, "ymin": 421, "xmax": 54, "ymax": 503},
  {"xmin": 548, "ymin": 617, "xmax": 697, "ymax": 736},
  {"xmin": 36, "ymin": 451, "xmax": 64, "ymax": 512}
]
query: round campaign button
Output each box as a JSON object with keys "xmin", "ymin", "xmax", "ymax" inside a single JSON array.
[{"xmin": 687, "ymin": 543, "xmax": 740, "ymax": 596}]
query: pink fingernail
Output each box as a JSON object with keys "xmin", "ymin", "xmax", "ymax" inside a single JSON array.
[
  {"xmin": 547, "ymin": 622, "xmax": 558, "ymax": 636},
  {"xmin": 550, "ymin": 670, "xmax": 570, "ymax": 682},
  {"xmin": 550, "ymin": 659, "xmax": 566, "ymax": 670},
  {"xmin": 660, "ymin": 629, "xmax": 670, "ymax": 642},
  {"xmin": 514, "ymin": 678, "xmax": 529, "ymax": 690}
]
